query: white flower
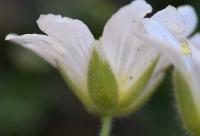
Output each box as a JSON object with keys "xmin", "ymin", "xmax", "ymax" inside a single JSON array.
[
  {"xmin": 133, "ymin": 5, "xmax": 199, "ymax": 97},
  {"xmin": 6, "ymin": 0, "xmax": 162, "ymax": 116},
  {"xmin": 132, "ymin": 4, "xmax": 200, "ymax": 135}
]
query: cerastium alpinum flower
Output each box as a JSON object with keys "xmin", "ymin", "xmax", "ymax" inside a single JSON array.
[
  {"xmin": 132, "ymin": 4, "xmax": 200, "ymax": 136},
  {"xmin": 6, "ymin": 0, "xmax": 168, "ymax": 136}
]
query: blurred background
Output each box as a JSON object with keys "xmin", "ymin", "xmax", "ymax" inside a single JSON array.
[{"xmin": 0, "ymin": 0, "xmax": 199, "ymax": 136}]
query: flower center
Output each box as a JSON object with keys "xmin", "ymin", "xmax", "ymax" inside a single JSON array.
[
  {"xmin": 181, "ymin": 43, "xmax": 190, "ymax": 55},
  {"xmin": 180, "ymin": 42, "xmax": 193, "ymax": 71}
]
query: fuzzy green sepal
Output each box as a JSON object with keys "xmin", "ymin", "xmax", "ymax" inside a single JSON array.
[
  {"xmin": 87, "ymin": 49, "xmax": 119, "ymax": 115},
  {"xmin": 174, "ymin": 71, "xmax": 200, "ymax": 136}
]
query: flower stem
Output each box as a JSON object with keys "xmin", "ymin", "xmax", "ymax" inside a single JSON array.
[{"xmin": 100, "ymin": 116, "xmax": 112, "ymax": 136}]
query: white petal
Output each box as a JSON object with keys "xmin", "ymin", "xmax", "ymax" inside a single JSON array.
[
  {"xmin": 37, "ymin": 14, "xmax": 95, "ymax": 63},
  {"xmin": 5, "ymin": 34, "xmax": 89, "ymax": 92},
  {"xmin": 143, "ymin": 70, "xmax": 165, "ymax": 96},
  {"xmin": 155, "ymin": 55, "xmax": 171, "ymax": 73},
  {"xmin": 186, "ymin": 45, "xmax": 200, "ymax": 103},
  {"xmin": 152, "ymin": 5, "xmax": 185, "ymax": 36},
  {"xmin": 101, "ymin": 0, "xmax": 157, "ymax": 90},
  {"xmin": 190, "ymin": 33, "xmax": 200, "ymax": 49},
  {"xmin": 6, "ymin": 34, "xmax": 59, "ymax": 66},
  {"xmin": 120, "ymin": 41, "xmax": 159, "ymax": 91},
  {"xmin": 132, "ymin": 19, "xmax": 186, "ymax": 70},
  {"xmin": 143, "ymin": 55, "xmax": 171, "ymax": 93},
  {"xmin": 101, "ymin": 0, "xmax": 152, "ymax": 74},
  {"xmin": 190, "ymin": 45, "xmax": 200, "ymax": 82},
  {"xmin": 36, "ymin": 14, "xmax": 96, "ymax": 92},
  {"xmin": 178, "ymin": 5, "xmax": 198, "ymax": 37},
  {"xmin": 142, "ymin": 19, "xmax": 181, "ymax": 53}
]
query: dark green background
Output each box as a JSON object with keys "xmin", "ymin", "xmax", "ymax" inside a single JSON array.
[{"xmin": 0, "ymin": 0, "xmax": 199, "ymax": 136}]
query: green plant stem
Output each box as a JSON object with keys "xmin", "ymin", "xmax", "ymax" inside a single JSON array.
[{"xmin": 100, "ymin": 116, "xmax": 112, "ymax": 136}]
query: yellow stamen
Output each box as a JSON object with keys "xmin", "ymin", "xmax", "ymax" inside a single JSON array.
[{"xmin": 181, "ymin": 43, "xmax": 190, "ymax": 55}]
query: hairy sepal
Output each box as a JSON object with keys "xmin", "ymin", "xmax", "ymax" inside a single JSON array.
[
  {"xmin": 173, "ymin": 71, "xmax": 200, "ymax": 136},
  {"xmin": 87, "ymin": 49, "xmax": 119, "ymax": 115}
]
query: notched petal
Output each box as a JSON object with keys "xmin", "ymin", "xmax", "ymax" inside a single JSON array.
[
  {"xmin": 152, "ymin": 5, "xmax": 185, "ymax": 35},
  {"xmin": 178, "ymin": 5, "xmax": 198, "ymax": 37}
]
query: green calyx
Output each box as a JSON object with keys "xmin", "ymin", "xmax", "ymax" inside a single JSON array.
[
  {"xmin": 87, "ymin": 49, "xmax": 119, "ymax": 115},
  {"xmin": 58, "ymin": 46, "xmax": 159, "ymax": 117},
  {"xmin": 87, "ymin": 48, "xmax": 159, "ymax": 116},
  {"xmin": 173, "ymin": 71, "xmax": 200, "ymax": 136}
]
